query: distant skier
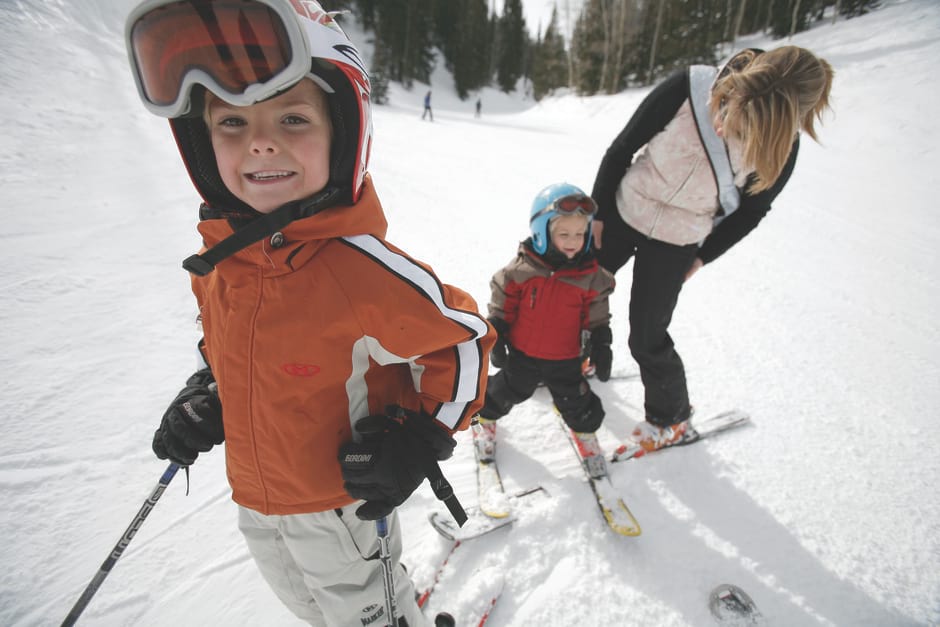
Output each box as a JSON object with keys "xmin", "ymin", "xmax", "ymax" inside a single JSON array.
[
  {"xmin": 422, "ymin": 89, "xmax": 433, "ymax": 121},
  {"xmin": 475, "ymin": 98, "xmax": 481, "ymax": 118},
  {"xmin": 591, "ymin": 46, "xmax": 834, "ymax": 456},
  {"xmin": 125, "ymin": 0, "xmax": 493, "ymax": 624},
  {"xmin": 475, "ymin": 183, "xmax": 615, "ymax": 476}
]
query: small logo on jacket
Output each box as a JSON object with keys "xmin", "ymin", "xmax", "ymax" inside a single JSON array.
[
  {"xmin": 361, "ymin": 604, "xmax": 384, "ymax": 625},
  {"xmin": 282, "ymin": 363, "xmax": 321, "ymax": 377}
]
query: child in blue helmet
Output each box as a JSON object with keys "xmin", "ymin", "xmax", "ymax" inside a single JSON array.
[{"xmin": 475, "ymin": 183, "xmax": 616, "ymax": 471}]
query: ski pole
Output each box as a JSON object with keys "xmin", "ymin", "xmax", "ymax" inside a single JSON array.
[
  {"xmin": 376, "ymin": 515, "xmax": 408, "ymax": 627},
  {"xmin": 61, "ymin": 462, "xmax": 181, "ymax": 627}
]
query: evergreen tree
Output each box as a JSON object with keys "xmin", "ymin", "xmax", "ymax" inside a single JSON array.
[
  {"xmin": 434, "ymin": 0, "xmax": 491, "ymax": 99},
  {"xmin": 839, "ymin": 0, "xmax": 881, "ymax": 17},
  {"xmin": 371, "ymin": 0, "xmax": 436, "ymax": 88},
  {"xmin": 495, "ymin": 0, "xmax": 528, "ymax": 92},
  {"xmin": 531, "ymin": 7, "xmax": 569, "ymax": 100},
  {"xmin": 571, "ymin": 0, "xmax": 606, "ymax": 94}
]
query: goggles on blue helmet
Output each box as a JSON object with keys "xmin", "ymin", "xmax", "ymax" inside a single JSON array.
[{"xmin": 529, "ymin": 193, "xmax": 598, "ymax": 224}]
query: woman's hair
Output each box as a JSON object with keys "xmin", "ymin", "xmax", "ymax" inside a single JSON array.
[{"xmin": 711, "ymin": 46, "xmax": 834, "ymax": 192}]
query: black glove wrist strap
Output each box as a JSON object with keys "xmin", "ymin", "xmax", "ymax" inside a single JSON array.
[{"xmin": 422, "ymin": 457, "xmax": 467, "ymax": 527}]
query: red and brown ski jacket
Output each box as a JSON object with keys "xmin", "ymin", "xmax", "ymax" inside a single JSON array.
[{"xmin": 488, "ymin": 242, "xmax": 615, "ymax": 361}]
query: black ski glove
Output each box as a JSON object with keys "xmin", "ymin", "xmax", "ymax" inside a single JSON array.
[
  {"xmin": 590, "ymin": 326, "xmax": 613, "ymax": 382},
  {"xmin": 488, "ymin": 317, "xmax": 510, "ymax": 369},
  {"xmin": 338, "ymin": 406, "xmax": 457, "ymax": 521},
  {"xmin": 153, "ymin": 368, "xmax": 225, "ymax": 466}
]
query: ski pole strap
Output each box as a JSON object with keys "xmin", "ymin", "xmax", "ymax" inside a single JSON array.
[
  {"xmin": 423, "ymin": 458, "xmax": 467, "ymax": 527},
  {"xmin": 688, "ymin": 65, "xmax": 741, "ymax": 226}
]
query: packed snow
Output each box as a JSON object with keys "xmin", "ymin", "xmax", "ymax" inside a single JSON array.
[{"xmin": 1, "ymin": 0, "xmax": 938, "ymax": 625}]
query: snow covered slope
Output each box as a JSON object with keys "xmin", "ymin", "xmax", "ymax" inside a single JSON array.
[{"xmin": 1, "ymin": 0, "xmax": 937, "ymax": 625}]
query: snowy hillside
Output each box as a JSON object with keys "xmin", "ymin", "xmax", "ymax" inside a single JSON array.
[{"xmin": 1, "ymin": 0, "xmax": 938, "ymax": 625}]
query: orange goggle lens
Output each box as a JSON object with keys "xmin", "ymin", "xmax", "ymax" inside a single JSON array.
[
  {"xmin": 554, "ymin": 195, "xmax": 598, "ymax": 215},
  {"xmin": 130, "ymin": 0, "xmax": 294, "ymax": 107}
]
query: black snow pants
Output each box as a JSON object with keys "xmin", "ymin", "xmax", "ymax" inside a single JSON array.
[
  {"xmin": 480, "ymin": 349, "xmax": 604, "ymax": 433},
  {"xmin": 595, "ymin": 214, "xmax": 698, "ymax": 427}
]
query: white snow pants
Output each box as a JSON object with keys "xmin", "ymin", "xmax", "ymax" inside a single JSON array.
[{"xmin": 238, "ymin": 503, "xmax": 428, "ymax": 627}]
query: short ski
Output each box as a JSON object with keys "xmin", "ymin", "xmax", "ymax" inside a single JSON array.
[
  {"xmin": 476, "ymin": 458, "xmax": 510, "ymax": 518},
  {"xmin": 559, "ymin": 419, "xmax": 641, "ymax": 536},
  {"xmin": 428, "ymin": 486, "xmax": 544, "ymax": 542},
  {"xmin": 472, "ymin": 419, "xmax": 511, "ymax": 518},
  {"xmin": 428, "ymin": 511, "xmax": 514, "ymax": 542},
  {"xmin": 611, "ymin": 410, "xmax": 751, "ymax": 463},
  {"xmin": 709, "ymin": 583, "xmax": 762, "ymax": 625}
]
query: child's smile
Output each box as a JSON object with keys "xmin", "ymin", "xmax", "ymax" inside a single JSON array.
[{"xmin": 207, "ymin": 79, "xmax": 333, "ymax": 214}]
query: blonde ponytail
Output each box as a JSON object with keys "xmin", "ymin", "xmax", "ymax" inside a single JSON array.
[{"xmin": 711, "ymin": 46, "xmax": 834, "ymax": 192}]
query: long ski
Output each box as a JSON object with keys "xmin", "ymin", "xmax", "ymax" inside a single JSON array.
[
  {"xmin": 559, "ymin": 419, "xmax": 641, "ymax": 536},
  {"xmin": 611, "ymin": 409, "xmax": 751, "ymax": 463},
  {"xmin": 418, "ymin": 521, "xmax": 509, "ymax": 619},
  {"xmin": 417, "ymin": 538, "xmax": 462, "ymax": 609}
]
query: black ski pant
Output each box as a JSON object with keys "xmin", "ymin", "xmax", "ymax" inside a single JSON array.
[
  {"xmin": 595, "ymin": 215, "xmax": 698, "ymax": 427},
  {"xmin": 480, "ymin": 349, "xmax": 604, "ymax": 433}
]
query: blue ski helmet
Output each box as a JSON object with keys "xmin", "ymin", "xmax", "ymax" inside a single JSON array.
[{"xmin": 529, "ymin": 183, "xmax": 597, "ymax": 255}]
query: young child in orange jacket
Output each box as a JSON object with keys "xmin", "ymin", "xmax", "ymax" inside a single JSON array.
[{"xmin": 126, "ymin": 1, "xmax": 494, "ymax": 624}]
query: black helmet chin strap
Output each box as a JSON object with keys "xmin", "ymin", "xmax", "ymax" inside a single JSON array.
[{"xmin": 182, "ymin": 187, "xmax": 342, "ymax": 276}]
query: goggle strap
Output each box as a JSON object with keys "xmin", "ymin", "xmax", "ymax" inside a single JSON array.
[{"xmin": 183, "ymin": 187, "xmax": 341, "ymax": 276}]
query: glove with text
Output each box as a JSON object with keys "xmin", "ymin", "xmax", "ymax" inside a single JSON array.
[
  {"xmin": 590, "ymin": 325, "xmax": 613, "ymax": 382},
  {"xmin": 338, "ymin": 406, "xmax": 457, "ymax": 521},
  {"xmin": 152, "ymin": 368, "xmax": 225, "ymax": 466},
  {"xmin": 488, "ymin": 316, "xmax": 511, "ymax": 369}
]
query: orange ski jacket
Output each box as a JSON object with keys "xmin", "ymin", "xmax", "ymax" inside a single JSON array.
[{"xmin": 191, "ymin": 177, "xmax": 494, "ymax": 515}]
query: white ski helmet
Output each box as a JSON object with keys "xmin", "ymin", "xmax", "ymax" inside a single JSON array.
[{"xmin": 126, "ymin": 0, "xmax": 372, "ymax": 222}]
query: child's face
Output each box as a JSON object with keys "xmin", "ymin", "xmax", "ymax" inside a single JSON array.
[
  {"xmin": 550, "ymin": 214, "xmax": 589, "ymax": 259},
  {"xmin": 207, "ymin": 79, "xmax": 332, "ymax": 214}
]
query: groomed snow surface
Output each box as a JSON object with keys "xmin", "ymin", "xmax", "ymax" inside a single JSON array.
[{"xmin": 1, "ymin": 0, "xmax": 938, "ymax": 625}]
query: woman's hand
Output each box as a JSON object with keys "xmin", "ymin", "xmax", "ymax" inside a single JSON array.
[{"xmin": 592, "ymin": 220, "xmax": 604, "ymax": 249}]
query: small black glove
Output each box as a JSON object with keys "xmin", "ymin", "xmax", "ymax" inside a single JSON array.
[
  {"xmin": 153, "ymin": 368, "xmax": 224, "ymax": 466},
  {"xmin": 488, "ymin": 317, "xmax": 510, "ymax": 369},
  {"xmin": 338, "ymin": 406, "xmax": 457, "ymax": 521},
  {"xmin": 590, "ymin": 326, "xmax": 613, "ymax": 382}
]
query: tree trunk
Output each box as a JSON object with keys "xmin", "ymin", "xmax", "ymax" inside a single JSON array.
[
  {"xmin": 598, "ymin": 0, "xmax": 611, "ymax": 95},
  {"xmin": 789, "ymin": 0, "xmax": 802, "ymax": 37},
  {"xmin": 565, "ymin": 0, "xmax": 575, "ymax": 88},
  {"xmin": 733, "ymin": 0, "xmax": 748, "ymax": 46},
  {"xmin": 648, "ymin": 0, "xmax": 667, "ymax": 83}
]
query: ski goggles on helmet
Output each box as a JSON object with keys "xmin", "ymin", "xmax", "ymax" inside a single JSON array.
[
  {"xmin": 126, "ymin": 0, "xmax": 312, "ymax": 118},
  {"xmin": 530, "ymin": 193, "xmax": 598, "ymax": 223}
]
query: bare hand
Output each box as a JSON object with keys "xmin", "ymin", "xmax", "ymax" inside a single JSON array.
[
  {"xmin": 685, "ymin": 258, "xmax": 704, "ymax": 281},
  {"xmin": 592, "ymin": 220, "xmax": 604, "ymax": 249}
]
